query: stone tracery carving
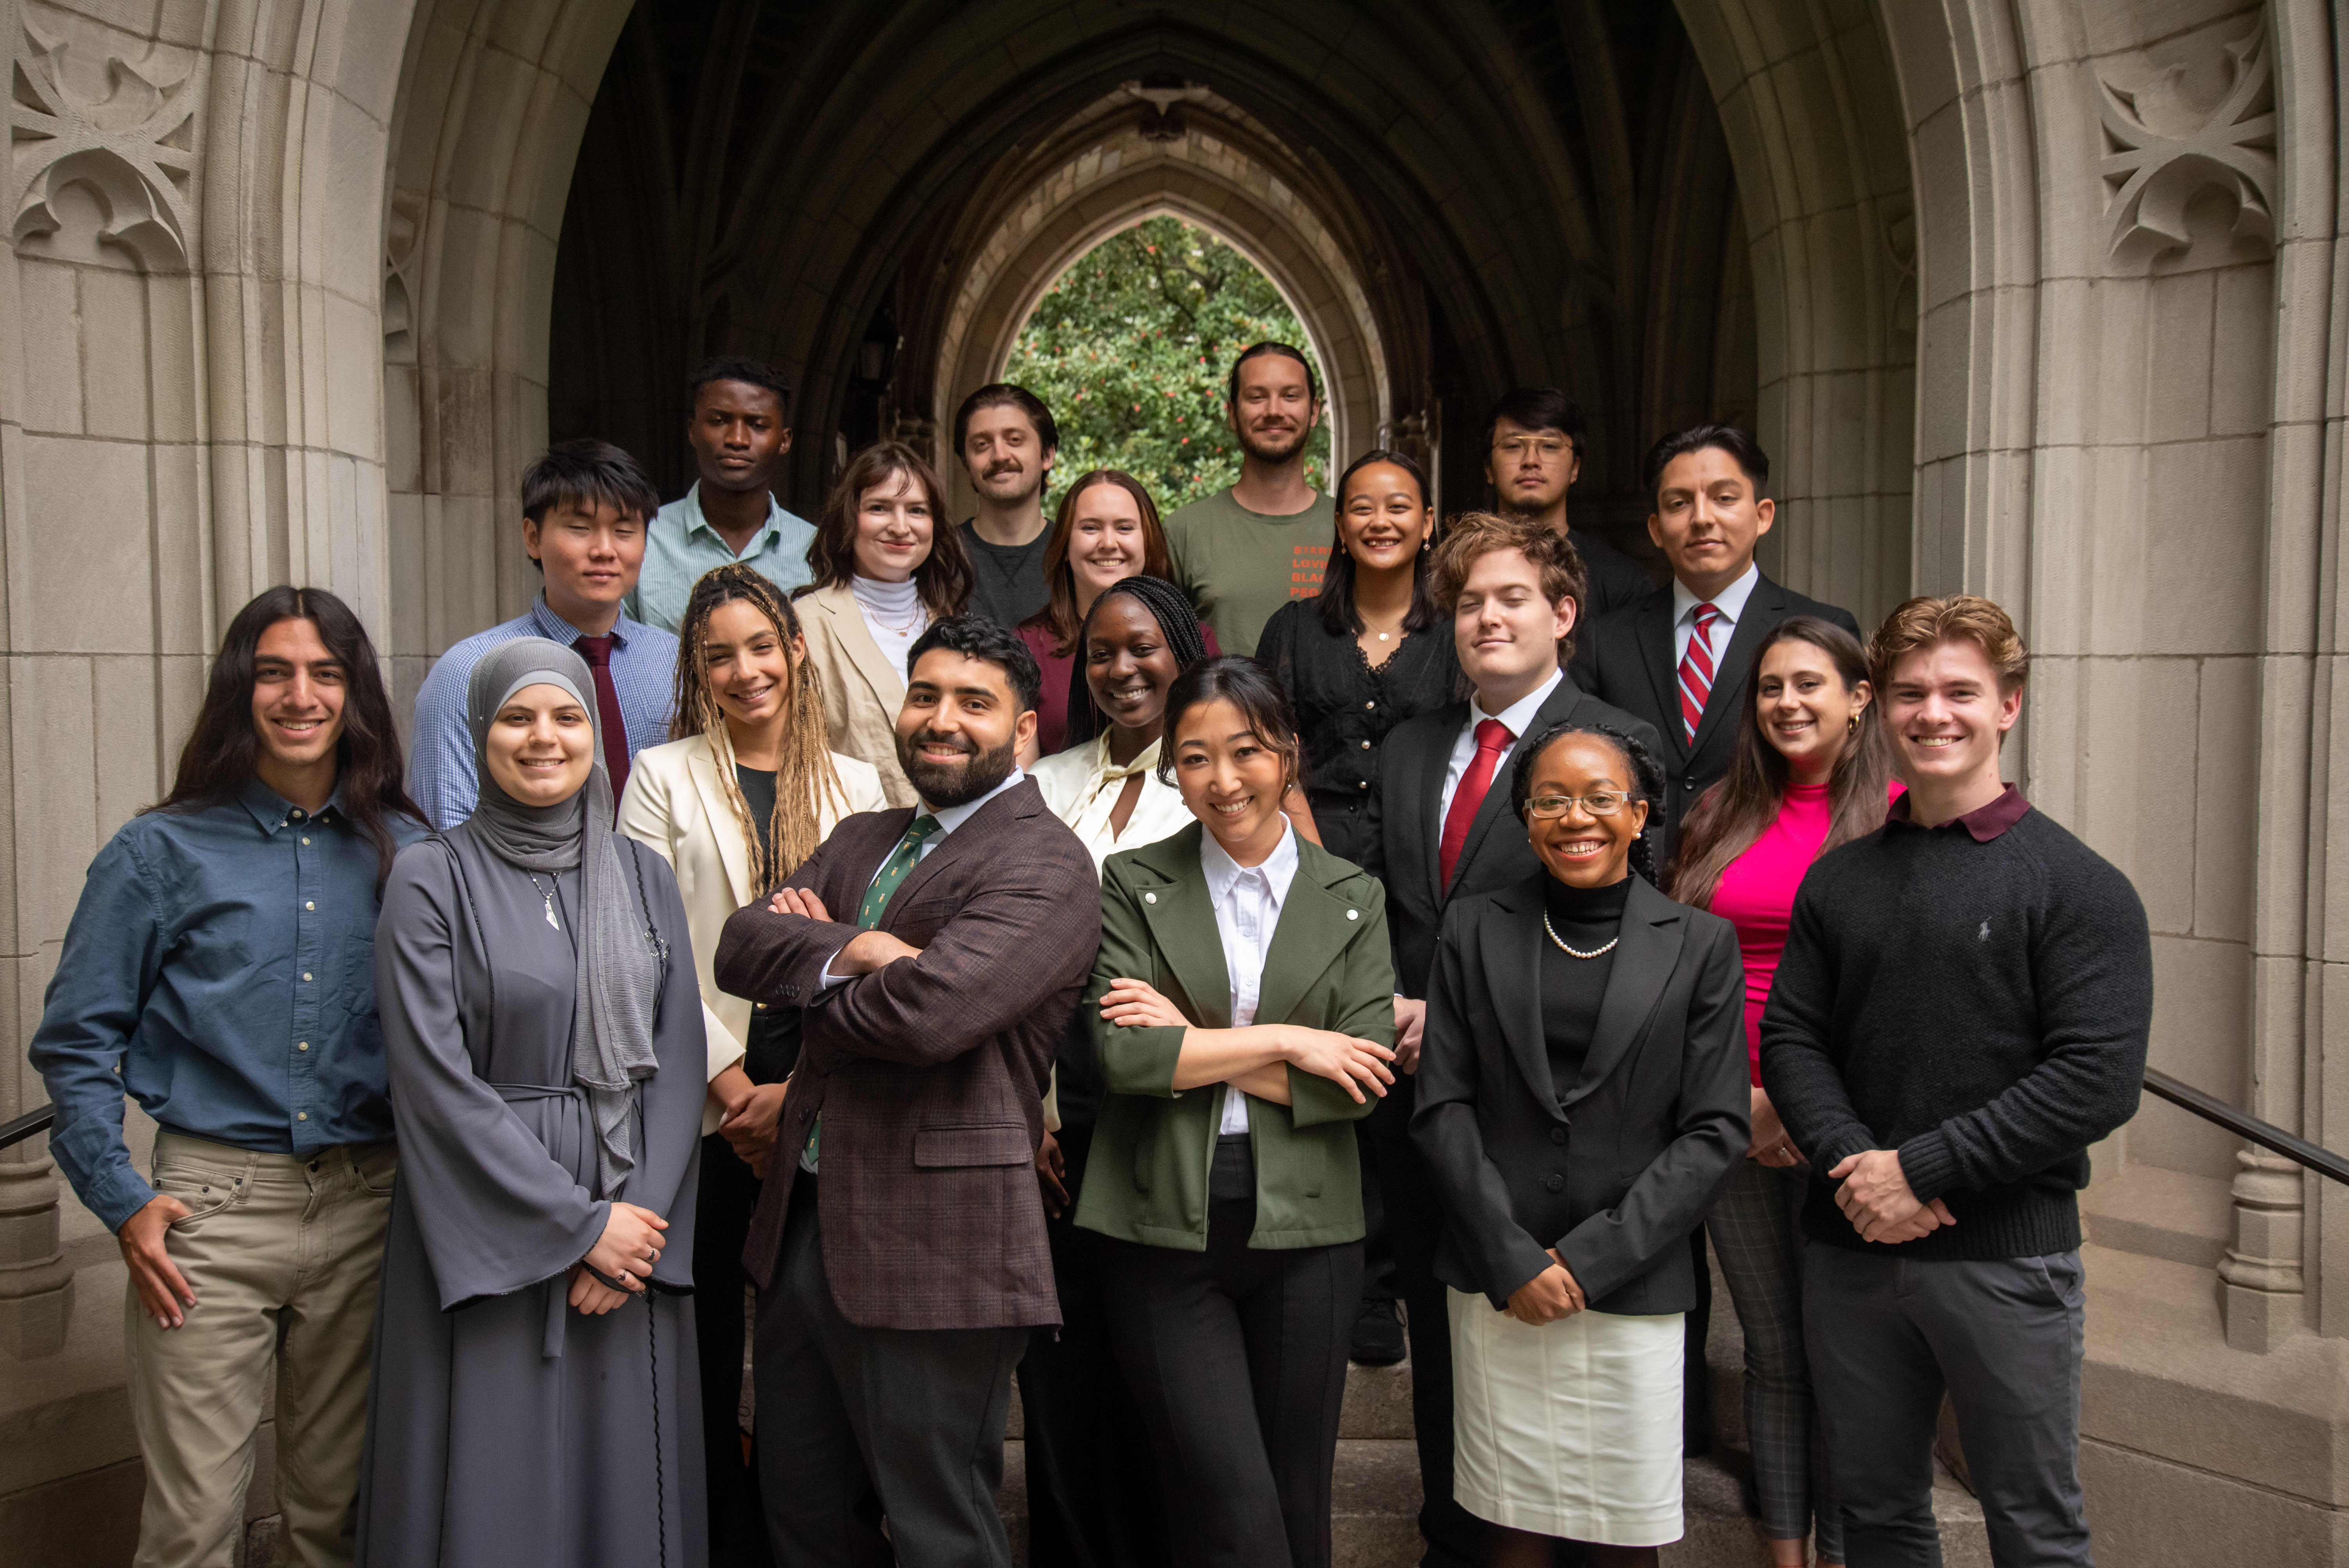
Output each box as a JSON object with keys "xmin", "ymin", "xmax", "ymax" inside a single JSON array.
[
  {"xmin": 2097, "ymin": 20, "xmax": 2276, "ymax": 260},
  {"xmin": 9, "ymin": 5, "xmax": 197, "ymax": 270}
]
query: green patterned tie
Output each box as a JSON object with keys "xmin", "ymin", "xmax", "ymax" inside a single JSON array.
[{"xmin": 804, "ymin": 815, "xmax": 941, "ymax": 1171}]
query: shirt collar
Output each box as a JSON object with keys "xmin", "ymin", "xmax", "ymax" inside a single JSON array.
[
  {"xmin": 1086, "ymin": 734, "xmax": 1162, "ymax": 787},
  {"xmin": 1887, "ymin": 781, "xmax": 2031, "ymax": 842},
  {"xmin": 529, "ymin": 594, "xmax": 638, "ymax": 650},
  {"xmin": 238, "ymin": 775, "xmax": 347, "ymax": 836},
  {"xmin": 1473, "ymin": 666, "xmax": 1563, "ymax": 740},
  {"xmin": 922, "ymin": 766, "xmax": 1026, "ymax": 837},
  {"xmin": 681, "ymin": 481, "xmax": 782, "ymax": 552},
  {"xmin": 1672, "ymin": 560, "xmax": 1761, "ymax": 629},
  {"xmin": 1200, "ymin": 821, "xmax": 1301, "ymax": 906}
]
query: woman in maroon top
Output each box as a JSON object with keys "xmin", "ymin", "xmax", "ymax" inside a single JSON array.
[{"xmin": 1670, "ymin": 617, "xmax": 1896, "ymax": 1568}]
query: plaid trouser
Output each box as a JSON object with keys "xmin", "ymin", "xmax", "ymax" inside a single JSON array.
[{"xmin": 1707, "ymin": 1158, "xmax": 1841, "ymax": 1559}]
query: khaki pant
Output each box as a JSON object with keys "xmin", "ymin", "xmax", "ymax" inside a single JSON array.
[{"xmin": 126, "ymin": 1131, "xmax": 396, "ymax": 1568}]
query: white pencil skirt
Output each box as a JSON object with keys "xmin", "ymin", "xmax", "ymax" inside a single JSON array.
[{"xmin": 1448, "ymin": 1288, "xmax": 1686, "ymax": 1546}]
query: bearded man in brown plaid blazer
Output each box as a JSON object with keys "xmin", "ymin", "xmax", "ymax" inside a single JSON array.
[{"xmin": 714, "ymin": 616, "xmax": 1099, "ymax": 1568}]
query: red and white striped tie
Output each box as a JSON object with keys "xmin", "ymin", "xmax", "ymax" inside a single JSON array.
[{"xmin": 1678, "ymin": 602, "xmax": 1722, "ymax": 743}]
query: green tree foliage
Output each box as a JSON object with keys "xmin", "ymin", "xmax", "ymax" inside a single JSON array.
[{"xmin": 1005, "ymin": 216, "xmax": 1331, "ymax": 513}]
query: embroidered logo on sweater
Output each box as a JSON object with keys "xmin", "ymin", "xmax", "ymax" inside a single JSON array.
[{"xmin": 1978, "ymin": 920, "xmax": 1991, "ymax": 941}]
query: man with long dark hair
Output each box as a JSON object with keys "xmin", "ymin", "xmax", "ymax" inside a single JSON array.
[{"xmin": 30, "ymin": 586, "xmax": 425, "ymax": 1568}]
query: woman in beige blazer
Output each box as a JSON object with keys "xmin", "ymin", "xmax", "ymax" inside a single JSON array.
[
  {"xmin": 617, "ymin": 562, "xmax": 884, "ymax": 1563},
  {"xmin": 794, "ymin": 439, "xmax": 974, "ymax": 806}
]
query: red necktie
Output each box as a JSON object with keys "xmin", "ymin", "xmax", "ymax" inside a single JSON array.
[
  {"xmin": 1678, "ymin": 602, "xmax": 1722, "ymax": 743},
  {"xmin": 573, "ymin": 634, "xmax": 630, "ymax": 813},
  {"xmin": 1439, "ymin": 718, "xmax": 1512, "ymax": 890}
]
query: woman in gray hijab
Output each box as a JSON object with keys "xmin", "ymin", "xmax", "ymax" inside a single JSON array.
[{"xmin": 357, "ymin": 638, "xmax": 708, "ymax": 1568}]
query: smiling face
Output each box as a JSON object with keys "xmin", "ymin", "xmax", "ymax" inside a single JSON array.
[
  {"xmin": 1524, "ymin": 732, "xmax": 1649, "ymax": 888},
  {"xmin": 1171, "ymin": 696, "xmax": 1293, "ymax": 865},
  {"xmin": 523, "ymin": 495, "xmax": 647, "ymax": 624},
  {"xmin": 485, "ymin": 682, "xmax": 597, "ymax": 807},
  {"xmin": 1085, "ymin": 593, "xmax": 1180, "ymax": 744},
  {"xmin": 1756, "ymin": 636, "xmax": 1868, "ymax": 782},
  {"xmin": 251, "ymin": 615, "xmax": 347, "ymax": 777},
  {"xmin": 961, "ymin": 402, "xmax": 1053, "ymax": 508},
  {"xmin": 1648, "ymin": 445, "xmax": 1774, "ymax": 601},
  {"xmin": 689, "ymin": 379, "xmax": 790, "ymax": 495},
  {"xmin": 702, "ymin": 597, "xmax": 802, "ymax": 734},
  {"xmin": 1067, "ymin": 479, "xmax": 1147, "ymax": 606},
  {"xmin": 1485, "ymin": 415, "xmax": 1579, "ymax": 516},
  {"xmin": 1338, "ymin": 460, "xmax": 1431, "ymax": 576},
  {"xmin": 852, "ymin": 467, "xmax": 935, "ymax": 583},
  {"xmin": 1453, "ymin": 546, "xmax": 1576, "ymax": 709},
  {"xmin": 1228, "ymin": 352, "xmax": 1319, "ymax": 465},
  {"xmin": 1880, "ymin": 638, "xmax": 2019, "ymax": 801},
  {"xmin": 895, "ymin": 649, "xmax": 1032, "ymax": 807}
]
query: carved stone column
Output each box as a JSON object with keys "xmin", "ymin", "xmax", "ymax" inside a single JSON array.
[
  {"xmin": 0, "ymin": 1154, "xmax": 73, "ymax": 1360},
  {"xmin": 2218, "ymin": 1149, "xmax": 2304, "ymax": 1352}
]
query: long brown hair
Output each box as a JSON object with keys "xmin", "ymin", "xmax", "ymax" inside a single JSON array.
[
  {"xmin": 670, "ymin": 564, "xmax": 851, "ymax": 891},
  {"xmin": 149, "ymin": 586, "xmax": 421, "ymax": 891},
  {"xmin": 804, "ymin": 441, "xmax": 972, "ymax": 618},
  {"xmin": 1669, "ymin": 617, "xmax": 1894, "ymax": 910},
  {"xmin": 1019, "ymin": 469, "xmax": 1175, "ymax": 656}
]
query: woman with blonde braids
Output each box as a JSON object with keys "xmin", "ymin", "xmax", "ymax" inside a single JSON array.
[{"xmin": 618, "ymin": 562, "xmax": 884, "ymax": 1566}]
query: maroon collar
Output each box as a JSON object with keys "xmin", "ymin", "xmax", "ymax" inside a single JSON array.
[{"xmin": 1888, "ymin": 782, "xmax": 2030, "ymax": 842}]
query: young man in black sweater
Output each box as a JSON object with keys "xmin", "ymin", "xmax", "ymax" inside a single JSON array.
[{"xmin": 1759, "ymin": 595, "xmax": 2152, "ymax": 1568}]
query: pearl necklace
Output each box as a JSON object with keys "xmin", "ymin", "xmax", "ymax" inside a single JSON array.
[{"xmin": 1543, "ymin": 911, "xmax": 1616, "ymax": 959}]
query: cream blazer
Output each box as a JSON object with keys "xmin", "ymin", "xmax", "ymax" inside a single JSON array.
[
  {"xmin": 796, "ymin": 582, "xmax": 918, "ymax": 807},
  {"xmin": 619, "ymin": 732, "xmax": 888, "ymax": 1131}
]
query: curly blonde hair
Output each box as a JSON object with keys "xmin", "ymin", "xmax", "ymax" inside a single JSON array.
[{"xmin": 670, "ymin": 564, "xmax": 850, "ymax": 890}]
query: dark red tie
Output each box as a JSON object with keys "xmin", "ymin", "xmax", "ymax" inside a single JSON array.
[
  {"xmin": 1438, "ymin": 718, "xmax": 1512, "ymax": 890},
  {"xmin": 573, "ymin": 634, "xmax": 629, "ymax": 813}
]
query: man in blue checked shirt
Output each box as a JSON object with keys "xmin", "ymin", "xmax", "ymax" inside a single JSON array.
[
  {"xmin": 30, "ymin": 586, "xmax": 427, "ymax": 1568},
  {"xmin": 406, "ymin": 438, "xmax": 679, "ymax": 827}
]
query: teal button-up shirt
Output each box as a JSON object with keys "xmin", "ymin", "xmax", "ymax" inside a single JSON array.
[{"xmin": 626, "ymin": 482, "xmax": 817, "ymax": 633}]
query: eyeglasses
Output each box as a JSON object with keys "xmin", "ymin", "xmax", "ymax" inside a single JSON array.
[
  {"xmin": 1526, "ymin": 791, "xmax": 1632, "ymax": 819},
  {"xmin": 1493, "ymin": 437, "xmax": 1570, "ymax": 461}
]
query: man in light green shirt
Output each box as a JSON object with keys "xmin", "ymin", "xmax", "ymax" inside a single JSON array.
[
  {"xmin": 627, "ymin": 355, "xmax": 817, "ymax": 633},
  {"xmin": 1163, "ymin": 343, "xmax": 1329, "ymax": 656}
]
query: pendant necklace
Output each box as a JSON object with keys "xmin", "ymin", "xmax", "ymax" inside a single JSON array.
[
  {"xmin": 1543, "ymin": 911, "xmax": 1617, "ymax": 959},
  {"xmin": 528, "ymin": 873, "xmax": 561, "ymax": 931}
]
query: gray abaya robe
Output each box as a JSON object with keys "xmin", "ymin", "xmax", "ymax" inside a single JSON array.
[{"xmin": 356, "ymin": 822, "xmax": 708, "ymax": 1568}]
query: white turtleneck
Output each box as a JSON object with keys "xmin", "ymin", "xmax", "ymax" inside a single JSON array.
[{"xmin": 850, "ymin": 574, "xmax": 928, "ymax": 683}]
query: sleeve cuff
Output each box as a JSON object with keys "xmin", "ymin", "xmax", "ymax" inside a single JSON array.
[
  {"xmin": 1894, "ymin": 1129, "xmax": 1960, "ymax": 1203},
  {"xmin": 88, "ymin": 1169, "xmax": 159, "ymax": 1235}
]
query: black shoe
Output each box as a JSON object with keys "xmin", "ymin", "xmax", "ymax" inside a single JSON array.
[{"xmin": 1350, "ymin": 1297, "xmax": 1406, "ymax": 1365}]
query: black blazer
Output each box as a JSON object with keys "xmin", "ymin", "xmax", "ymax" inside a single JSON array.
[
  {"xmin": 1362, "ymin": 672, "xmax": 1665, "ymax": 999},
  {"xmin": 1410, "ymin": 873, "xmax": 1748, "ymax": 1315},
  {"xmin": 1569, "ymin": 571, "xmax": 1861, "ymax": 855}
]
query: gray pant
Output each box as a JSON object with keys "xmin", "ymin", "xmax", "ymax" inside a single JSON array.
[
  {"xmin": 1708, "ymin": 1160, "xmax": 1840, "ymax": 1559},
  {"xmin": 752, "ymin": 1178, "xmax": 1030, "ymax": 1568},
  {"xmin": 1804, "ymin": 1243, "xmax": 2091, "ymax": 1568}
]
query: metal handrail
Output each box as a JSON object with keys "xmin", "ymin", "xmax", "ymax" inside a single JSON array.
[
  {"xmin": 0, "ymin": 1102, "xmax": 55, "ymax": 1153},
  {"xmin": 2143, "ymin": 1069, "xmax": 2349, "ymax": 1187}
]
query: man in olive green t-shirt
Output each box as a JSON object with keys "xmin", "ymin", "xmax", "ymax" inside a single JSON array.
[{"xmin": 1164, "ymin": 342, "xmax": 1329, "ymax": 656}]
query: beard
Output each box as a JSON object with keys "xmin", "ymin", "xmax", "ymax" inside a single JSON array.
[
  {"xmin": 898, "ymin": 727, "xmax": 1019, "ymax": 807},
  {"xmin": 1237, "ymin": 420, "xmax": 1309, "ymax": 465}
]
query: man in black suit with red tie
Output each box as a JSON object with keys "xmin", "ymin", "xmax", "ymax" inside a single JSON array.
[
  {"xmin": 1362, "ymin": 510, "xmax": 1663, "ymax": 1568},
  {"xmin": 1568, "ymin": 422, "xmax": 1862, "ymax": 1460}
]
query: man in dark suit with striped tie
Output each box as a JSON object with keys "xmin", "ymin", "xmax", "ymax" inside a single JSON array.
[{"xmin": 1567, "ymin": 423, "xmax": 1862, "ymax": 1461}]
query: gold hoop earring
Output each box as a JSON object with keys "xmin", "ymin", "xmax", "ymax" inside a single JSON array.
[{"xmin": 1847, "ymin": 713, "xmax": 1859, "ymax": 735}]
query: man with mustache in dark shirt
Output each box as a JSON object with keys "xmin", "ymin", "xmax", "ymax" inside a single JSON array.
[{"xmin": 955, "ymin": 382, "xmax": 1062, "ymax": 631}]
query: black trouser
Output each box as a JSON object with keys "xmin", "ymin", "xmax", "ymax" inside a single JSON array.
[
  {"xmin": 1019, "ymin": 1130, "xmax": 1168, "ymax": 1568},
  {"xmin": 695, "ymin": 1134, "xmax": 776, "ymax": 1567},
  {"xmin": 753, "ymin": 1176, "xmax": 1030, "ymax": 1568},
  {"xmin": 1804, "ymin": 1245, "xmax": 2092, "ymax": 1568},
  {"xmin": 1099, "ymin": 1196, "xmax": 1361, "ymax": 1568},
  {"xmin": 1686, "ymin": 1227, "xmax": 1715, "ymax": 1448}
]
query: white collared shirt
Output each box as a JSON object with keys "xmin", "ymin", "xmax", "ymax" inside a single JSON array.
[
  {"xmin": 1437, "ymin": 666, "xmax": 1564, "ymax": 831},
  {"xmin": 1031, "ymin": 736, "xmax": 1194, "ymax": 873},
  {"xmin": 1201, "ymin": 825, "xmax": 1301, "ymax": 1135},
  {"xmin": 1670, "ymin": 560, "xmax": 1760, "ymax": 671}
]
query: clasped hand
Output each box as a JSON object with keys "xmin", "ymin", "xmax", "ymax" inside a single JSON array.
[
  {"xmin": 568, "ymin": 1201, "xmax": 669, "ymax": 1315},
  {"xmin": 1504, "ymin": 1248, "xmax": 1585, "ymax": 1325},
  {"xmin": 1829, "ymin": 1148, "xmax": 1957, "ymax": 1245}
]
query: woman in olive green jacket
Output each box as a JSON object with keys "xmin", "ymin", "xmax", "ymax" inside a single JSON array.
[{"xmin": 1073, "ymin": 656, "xmax": 1397, "ymax": 1568}]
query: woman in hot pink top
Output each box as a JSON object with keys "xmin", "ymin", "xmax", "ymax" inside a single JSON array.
[{"xmin": 1670, "ymin": 618, "xmax": 1896, "ymax": 1568}]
